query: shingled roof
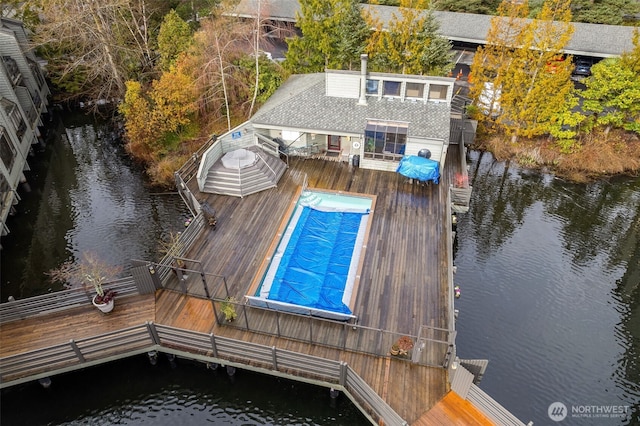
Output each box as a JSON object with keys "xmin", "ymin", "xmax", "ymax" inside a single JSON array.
[
  {"xmin": 250, "ymin": 72, "xmax": 452, "ymax": 142},
  {"xmin": 232, "ymin": 0, "xmax": 636, "ymax": 58}
]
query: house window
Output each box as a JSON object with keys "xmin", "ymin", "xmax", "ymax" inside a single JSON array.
[
  {"xmin": 1, "ymin": 99, "xmax": 26, "ymax": 139},
  {"xmin": 406, "ymin": 83, "xmax": 425, "ymax": 99},
  {"xmin": 366, "ymin": 79, "xmax": 379, "ymax": 95},
  {"xmin": 364, "ymin": 120, "xmax": 408, "ymax": 161},
  {"xmin": 282, "ymin": 130, "xmax": 300, "ymax": 141},
  {"xmin": 383, "ymin": 81, "xmax": 401, "ymax": 97},
  {"xmin": 428, "ymin": 84, "xmax": 448, "ymax": 101},
  {"xmin": 0, "ymin": 130, "xmax": 16, "ymax": 172}
]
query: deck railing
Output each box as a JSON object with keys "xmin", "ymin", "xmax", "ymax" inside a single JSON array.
[
  {"xmin": 0, "ymin": 277, "xmax": 138, "ymax": 324},
  {"xmin": 254, "ymin": 151, "xmax": 277, "ymax": 180},
  {"xmin": 176, "ymin": 136, "xmax": 217, "ymax": 184},
  {"xmin": 0, "ymin": 322, "xmax": 407, "ymax": 425},
  {"xmin": 208, "ymin": 296, "xmax": 451, "ymax": 368},
  {"xmin": 196, "ymin": 138, "xmax": 224, "ymax": 191}
]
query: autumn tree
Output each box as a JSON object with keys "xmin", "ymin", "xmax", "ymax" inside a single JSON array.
[
  {"xmin": 157, "ymin": 9, "xmax": 193, "ymax": 71},
  {"xmin": 284, "ymin": 0, "xmax": 369, "ymax": 73},
  {"xmin": 365, "ymin": 0, "xmax": 453, "ymax": 75},
  {"xmin": 497, "ymin": 0, "xmax": 576, "ymax": 142},
  {"xmin": 1, "ymin": 1, "xmax": 40, "ymax": 28},
  {"xmin": 468, "ymin": 0, "xmax": 530, "ymax": 123},
  {"xmin": 620, "ymin": 28, "xmax": 640, "ymax": 74},
  {"xmin": 185, "ymin": 12, "xmax": 253, "ymax": 130},
  {"xmin": 119, "ymin": 62, "xmax": 197, "ymax": 163},
  {"xmin": 34, "ymin": 0, "xmax": 160, "ymax": 109}
]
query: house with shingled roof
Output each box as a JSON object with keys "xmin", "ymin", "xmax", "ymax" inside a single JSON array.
[{"xmin": 196, "ymin": 55, "xmax": 467, "ymax": 197}]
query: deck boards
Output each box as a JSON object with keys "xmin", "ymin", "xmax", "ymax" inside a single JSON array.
[
  {"xmin": 0, "ymin": 294, "xmax": 155, "ymax": 357},
  {"xmin": 188, "ymin": 153, "xmax": 453, "ymax": 336},
  {"xmin": 0, "ymin": 146, "xmax": 481, "ymax": 424},
  {"xmin": 416, "ymin": 391, "xmax": 495, "ymax": 425}
]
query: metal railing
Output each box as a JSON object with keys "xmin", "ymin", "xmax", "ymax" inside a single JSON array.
[
  {"xmin": 208, "ymin": 296, "xmax": 451, "ymax": 368},
  {"xmin": 0, "ymin": 321, "xmax": 407, "ymax": 425},
  {"xmin": 0, "ymin": 277, "xmax": 138, "ymax": 324},
  {"xmin": 256, "ymin": 133, "xmax": 288, "ymax": 165},
  {"xmin": 176, "ymin": 136, "xmax": 217, "ymax": 184},
  {"xmin": 254, "ymin": 151, "xmax": 277, "ymax": 180}
]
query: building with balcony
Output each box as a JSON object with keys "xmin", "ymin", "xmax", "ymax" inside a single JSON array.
[{"xmin": 0, "ymin": 17, "xmax": 50, "ymax": 237}]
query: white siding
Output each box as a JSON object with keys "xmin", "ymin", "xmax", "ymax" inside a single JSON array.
[
  {"xmin": 360, "ymin": 158, "xmax": 397, "ymax": 172},
  {"xmin": 406, "ymin": 137, "xmax": 446, "ymax": 164},
  {"xmin": 326, "ymin": 73, "xmax": 360, "ymax": 99}
]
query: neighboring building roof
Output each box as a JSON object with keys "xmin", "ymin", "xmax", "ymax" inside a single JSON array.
[
  {"xmin": 233, "ymin": 0, "xmax": 637, "ymax": 58},
  {"xmin": 250, "ymin": 72, "xmax": 452, "ymax": 142},
  {"xmin": 232, "ymin": 0, "xmax": 300, "ymax": 22}
]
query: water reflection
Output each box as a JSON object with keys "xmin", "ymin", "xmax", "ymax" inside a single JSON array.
[
  {"xmin": 0, "ymin": 356, "xmax": 368, "ymax": 425},
  {"xmin": 456, "ymin": 150, "xmax": 639, "ymax": 425},
  {"xmin": 1, "ymin": 112, "xmax": 190, "ymax": 299}
]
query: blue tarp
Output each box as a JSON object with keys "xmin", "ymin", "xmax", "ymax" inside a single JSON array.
[
  {"xmin": 268, "ymin": 207, "xmax": 367, "ymax": 315},
  {"xmin": 396, "ymin": 155, "xmax": 440, "ymax": 184}
]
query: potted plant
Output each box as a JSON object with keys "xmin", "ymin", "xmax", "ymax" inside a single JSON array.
[
  {"xmin": 48, "ymin": 252, "xmax": 123, "ymax": 313},
  {"xmin": 390, "ymin": 343, "xmax": 401, "ymax": 356},
  {"xmin": 392, "ymin": 336, "xmax": 414, "ymax": 357},
  {"xmin": 220, "ymin": 296, "xmax": 238, "ymax": 322}
]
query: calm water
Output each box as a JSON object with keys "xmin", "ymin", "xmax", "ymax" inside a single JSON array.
[
  {"xmin": 455, "ymin": 151, "xmax": 639, "ymax": 425},
  {"xmin": 1, "ymin": 112, "xmax": 191, "ymax": 299},
  {"xmin": 0, "ymin": 111, "xmax": 369, "ymax": 425},
  {"xmin": 0, "ymin": 356, "xmax": 365, "ymax": 426},
  {"xmin": 2, "ymin": 114, "xmax": 639, "ymax": 425}
]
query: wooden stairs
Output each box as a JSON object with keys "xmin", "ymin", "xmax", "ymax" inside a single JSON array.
[{"xmin": 201, "ymin": 146, "xmax": 288, "ymax": 197}]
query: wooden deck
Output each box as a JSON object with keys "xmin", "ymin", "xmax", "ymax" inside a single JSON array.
[
  {"xmin": 186, "ymin": 153, "xmax": 453, "ymax": 334},
  {"xmin": 416, "ymin": 391, "xmax": 495, "ymax": 425},
  {"xmin": 0, "ymin": 145, "xmax": 491, "ymax": 424}
]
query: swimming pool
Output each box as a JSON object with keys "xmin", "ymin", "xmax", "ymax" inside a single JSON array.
[{"xmin": 246, "ymin": 190, "xmax": 375, "ymax": 321}]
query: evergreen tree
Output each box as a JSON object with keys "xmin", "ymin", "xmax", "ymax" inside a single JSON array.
[
  {"xmin": 333, "ymin": 0, "xmax": 371, "ymax": 70},
  {"xmin": 365, "ymin": 0, "xmax": 453, "ymax": 75},
  {"xmin": 157, "ymin": 10, "xmax": 193, "ymax": 71},
  {"xmin": 284, "ymin": 0, "xmax": 368, "ymax": 73}
]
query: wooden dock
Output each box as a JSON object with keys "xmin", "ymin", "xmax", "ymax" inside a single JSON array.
[{"xmin": 0, "ymin": 145, "xmax": 500, "ymax": 425}]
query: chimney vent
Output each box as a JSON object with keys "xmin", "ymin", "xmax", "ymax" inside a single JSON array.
[{"xmin": 358, "ymin": 54, "xmax": 368, "ymax": 106}]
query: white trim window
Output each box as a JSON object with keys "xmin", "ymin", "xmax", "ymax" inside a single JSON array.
[{"xmin": 364, "ymin": 120, "xmax": 408, "ymax": 161}]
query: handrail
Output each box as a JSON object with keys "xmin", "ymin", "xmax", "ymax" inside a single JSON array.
[
  {"xmin": 176, "ymin": 136, "xmax": 216, "ymax": 184},
  {"xmin": 0, "ymin": 322, "xmax": 408, "ymax": 425},
  {"xmin": 254, "ymin": 151, "xmax": 277, "ymax": 179},
  {"xmin": 256, "ymin": 133, "xmax": 288, "ymax": 166},
  {"xmin": 209, "ymin": 296, "xmax": 451, "ymax": 368},
  {"xmin": 0, "ymin": 277, "xmax": 138, "ymax": 324}
]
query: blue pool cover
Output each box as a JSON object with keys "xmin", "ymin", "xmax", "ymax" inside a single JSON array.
[{"xmin": 267, "ymin": 207, "xmax": 367, "ymax": 314}]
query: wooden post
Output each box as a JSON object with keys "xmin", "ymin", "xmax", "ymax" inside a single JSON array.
[
  {"xmin": 339, "ymin": 361, "xmax": 347, "ymax": 386},
  {"xmin": 210, "ymin": 333, "xmax": 218, "ymax": 358},
  {"xmin": 69, "ymin": 339, "xmax": 85, "ymax": 363},
  {"xmin": 145, "ymin": 321, "xmax": 161, "ymax": 345},
  {"xmin": 271, "ymin": 346, "xmax": 278, "ymax": 371}
]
